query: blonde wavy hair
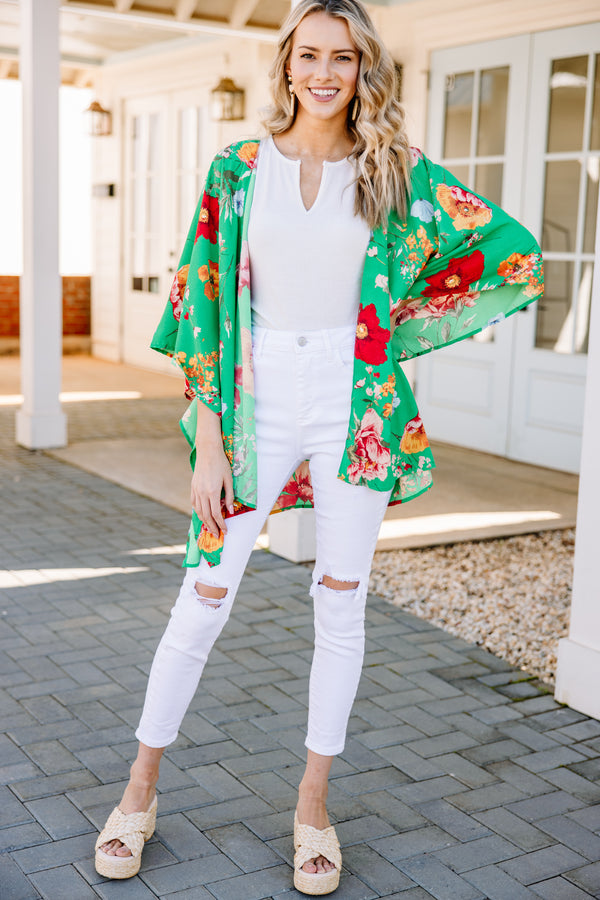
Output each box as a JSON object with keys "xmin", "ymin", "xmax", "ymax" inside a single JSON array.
[{"xmin": 262, "ymin": 0, "xmax": 411, "ymax": 229}]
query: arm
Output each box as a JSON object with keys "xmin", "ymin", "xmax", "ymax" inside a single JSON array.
[
  {"xmin": 391, "ymin": 152, "xmax": 543, "ymax": 362},
  {"xmin": 190, "ymin": 400, "xmax": 234, "ymax": 538}
]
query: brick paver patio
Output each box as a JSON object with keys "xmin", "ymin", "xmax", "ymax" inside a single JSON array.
[{"xmin": 2, "ymin": 400, "xmax": 600, "ymax": 899}]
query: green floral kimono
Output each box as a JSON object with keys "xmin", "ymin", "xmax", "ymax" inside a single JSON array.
[{"xmin": 151, "ymin": 140, "xmax": 543, "ymax": 567}]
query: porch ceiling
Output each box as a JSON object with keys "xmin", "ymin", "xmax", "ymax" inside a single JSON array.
[{"xmin": 0, "ymin": 0, "xmax": 415, "ymax": 85}]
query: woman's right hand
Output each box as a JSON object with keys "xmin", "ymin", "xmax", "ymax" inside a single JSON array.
[
  {"xmin": 191, "ymin": 443, "xmax": 234, "ymax": 537},
  {"xmin": 191, "ymin": 401, "xmax": 234, "ymax": 537}
]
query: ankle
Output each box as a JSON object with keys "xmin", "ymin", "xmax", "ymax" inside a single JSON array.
[
  {"xmin": 128, "ymin": 762, "xmax": 158, "ymax": 790},
  {"xmin": 298, "ymin": 782, "xmax": 328, "ymax": 803}
]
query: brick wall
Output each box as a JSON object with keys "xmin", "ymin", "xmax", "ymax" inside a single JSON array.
[{"xmin": 0, "ymin": 276, "xmax": 91, "ymax": 337}]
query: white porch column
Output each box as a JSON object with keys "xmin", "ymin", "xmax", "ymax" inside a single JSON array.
[
  {"xmin": 555, "ymin": 195, "xmax": 600, "ymax": 718},
  {"xmin": 16, "ymin": 0, "xmax": 67, "ymax": 449}
]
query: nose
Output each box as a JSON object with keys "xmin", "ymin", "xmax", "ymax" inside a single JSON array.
[{"xmin": 315, "ymin": 56, "xmax": 333, "ymax": 81}]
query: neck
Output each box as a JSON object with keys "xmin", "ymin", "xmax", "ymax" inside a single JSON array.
[{"xmin": 283, "ymin": 109, "xmax": 353, "ymax": 160}]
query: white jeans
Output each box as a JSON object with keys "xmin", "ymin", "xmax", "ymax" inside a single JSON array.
[{"xmin": 136, "ymin": 325, "xmax": 391, "ymax": 756}]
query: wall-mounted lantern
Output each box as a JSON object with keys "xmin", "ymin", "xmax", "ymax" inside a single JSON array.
[
  {"xmin": 84, "ymin": 100, "xmax": 112, "ymax": 136},
  {"xmin": 210, "ymin": 77, "xmax": 245, "ymax": 121}
]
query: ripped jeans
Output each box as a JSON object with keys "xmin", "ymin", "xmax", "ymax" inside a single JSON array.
[{"xmin": 135, "ymin": 325, "xmax": 392, "ymax": 756}]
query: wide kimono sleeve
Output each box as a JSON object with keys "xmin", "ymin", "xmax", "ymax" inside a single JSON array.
[
  {"xmin": 391, "ymin": 152, "xmax": 544, "ymax": 361},
  {"xmin": 150, "ymin": 159, "xmax": 222, "ymax": 414}
]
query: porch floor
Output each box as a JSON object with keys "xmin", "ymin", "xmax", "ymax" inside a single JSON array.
[{"xmin": 0, "ymin": 354, "xmax": 578, "ymax": 551}]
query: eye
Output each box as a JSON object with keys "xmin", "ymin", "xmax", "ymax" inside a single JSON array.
[
  {"xmin": 336, "ymin": 55, "xmax": 352, "ymax": 62},
  {"xmin": 300, "ymin": 52, "xmax": 315, "ymax": 59}
]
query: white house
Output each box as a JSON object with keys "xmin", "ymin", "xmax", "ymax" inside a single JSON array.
[{"xmin": 2, "ymin": 0, "xmax": 600, "ymax": 716}]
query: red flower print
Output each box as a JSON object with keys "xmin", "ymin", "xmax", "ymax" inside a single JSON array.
[
  {"xmin": 422, "ymin": 251, "xmax": 484, "ymax": 298},
  {"xmin": 396, "ymin": 291, "xmax": 478, "ymax": 325},
  {"xmin": 355, "ymin": 303, "xmax": 390, "ymax": 365},
  {"xmin": 348, "ymin": 408, "xmax": 391, "ymax": 484},
  {"xmin": 169, "ymin": 263, "xmax": 189, "ymax": 322},
  {"xmin": 277, "ymin": 464, "xmax": 314, "ymax": 509},
  {"xmin": 195, "ymin": 193, "xmax": 219, "ymax": 244}
]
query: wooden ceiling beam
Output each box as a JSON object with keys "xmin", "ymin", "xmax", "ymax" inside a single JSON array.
[
  {"xmin": 61, "ymin": 2, "xmax": 278, "ymax": 42},
  {"xmin": 229, "ymin": 0, "xmax": 261, "ymax": 29},
  {"xmin": 175, "ymin": 0, "xmax": 197, "ymax": 22}
]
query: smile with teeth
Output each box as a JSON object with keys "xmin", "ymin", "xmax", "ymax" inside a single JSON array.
[{"xmin": 309, "ymin": 88, "xmax": 339, "ymax": 98}]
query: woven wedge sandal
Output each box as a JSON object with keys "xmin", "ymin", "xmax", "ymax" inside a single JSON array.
[
  {"xmin": 94, "ymin": 795, "xmax": 157, "ymax": 879},
  {"xmin": 293, "ymin": 811, "xmax": 341, "ymax": 895}
]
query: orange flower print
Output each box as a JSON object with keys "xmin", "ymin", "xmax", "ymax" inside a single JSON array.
[
  {"xmin": 524, "ymin": 277, "xmax": 544, "ymax": 298},
  {"xmin": 380, "ymin": 373, "xmax": 396, "ymax": 397},
  {"xmin": 400, "ymin": 415, "xmax": 429, "ymax": 454},
  {"xmin": 437, "ymin": 184, "xmax": 492, "ymax": 231},
  {"xmin": 498, "ymin": 252, "xmax": 538, "ymax": 284},
  {"xmin": 236, "ymin": 141, "xmax": 260, "ymax": 168},
  {"xmin": 198, "ymin": 260, "xmax": 219, "ymax": 301},
  {"xmin": 198, "ymin": 525, "xmax": 224, "ymax": 554}
]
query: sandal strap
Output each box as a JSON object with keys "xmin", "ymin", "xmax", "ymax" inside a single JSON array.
[
  {"xmin": 94, "ymin": 800, "xmax": 156, "ymax": 858},
  {"xmin": 294, "ymin": 818, "xmax": 342, "ymax": 872}
]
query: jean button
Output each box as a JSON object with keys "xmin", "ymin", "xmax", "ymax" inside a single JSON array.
[{"xmin": 297, "ymin": 336, "xmax": 308, "ymax": 347}]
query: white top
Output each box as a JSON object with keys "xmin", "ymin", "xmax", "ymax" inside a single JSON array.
[{"xmin": 247, "ymin": 135, "xmax": 370, "ymax": 331}]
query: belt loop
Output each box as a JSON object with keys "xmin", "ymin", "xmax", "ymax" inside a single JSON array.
[{"xmin": 322, "ymin": 329, "xmax": 334, "ymax": 363}]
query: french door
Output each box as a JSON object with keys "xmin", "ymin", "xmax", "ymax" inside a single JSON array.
[
  {"xmin": 510, "ymin": 24, "xmax": 600, "ymax": 472},
  {"xmin": 122, "ymin": 89, "xmax": 214, "ymax": 371},
  {"xmin": 418, "ymin": 24, "xmax": 600, "ymax": 473},
  {"xmin": 417, "ymin": 36, "xmax": 530, "ymax": 456}
]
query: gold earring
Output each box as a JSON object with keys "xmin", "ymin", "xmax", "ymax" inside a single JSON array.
[
  {"xmin": 287, "ymin": 75, "xmax": 295, "ymax": 117},
  {"xmin": 351, "ymin": 96, "xmax": 359, "ymax": 122}
]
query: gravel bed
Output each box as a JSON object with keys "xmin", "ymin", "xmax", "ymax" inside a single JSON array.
[{"xmin": 369, "ymin": 528, "xmax": 575, "ymax": 685}]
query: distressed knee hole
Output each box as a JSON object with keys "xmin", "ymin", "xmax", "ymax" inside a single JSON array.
[
  {"xmin": 319, "ymin": 575, "xmax": 359, "ymax": 591},
  {"xmin": 194, "ymin": 582, "xmax": 227, "ymax": 610}
]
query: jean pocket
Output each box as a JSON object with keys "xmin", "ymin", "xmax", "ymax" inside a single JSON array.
[{"xmin": 336, "ymin": 342, "xmax": 356, "ymax": 369}]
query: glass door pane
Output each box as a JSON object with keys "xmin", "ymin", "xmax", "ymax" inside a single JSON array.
[
  {"xmin": 175, "ymin": 104, "xmax": 205, "ymax": 248},
  {"xmin": 536, "ymin": 51, "xmax": 600, "ymax": 354},
  {"xmin": 440, "ymin": 64, "xmax": 510, "ymax": 343},
  {"xmin": 443, "ymin": 72, "xmax": 473, "ymax": 157},
  {"xmin": 547, "ymin": 56, "xmax": 588, "ymax": 152},
  {"xmin": 128, "ymin": 111, "xmax": 163, "ymax": 295},
  {"xmin": 477, "ymin": 67, "xmax": 509, "ymax": 155}
]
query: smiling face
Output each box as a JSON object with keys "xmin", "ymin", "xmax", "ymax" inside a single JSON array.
[{"xmin": 286, "ymin": 11, "xmax": 360, "ymax": 125}]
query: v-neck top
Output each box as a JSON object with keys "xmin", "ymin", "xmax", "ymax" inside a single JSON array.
[{"xmin": 247, "ymin": 135, "xmax": 371, "ymax": 331}]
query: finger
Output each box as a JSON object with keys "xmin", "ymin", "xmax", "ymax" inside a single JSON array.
[
  {"xmin": 199, "ymin": 497, "xmax": 217, "ymax": 536},
  {"xmin": 210, "ymin": 493, "xmax": 226, "ymax": 535},
  {"xmin": 224, "ymin": 473, "xmax": 234, "ymax": 515}
]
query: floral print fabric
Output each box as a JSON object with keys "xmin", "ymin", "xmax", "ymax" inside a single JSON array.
[{"xmin": 151, "ymin": 140, "xmax": 543, "ymax": 567}]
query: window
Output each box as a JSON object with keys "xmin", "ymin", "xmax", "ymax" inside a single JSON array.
[
  {"xmin": 441, "ymin": 65, "xmax": 510, "ymax": 343},
  {"xmin": 537, "ymin": 54, "xmax": 600, "ymax": 354},
  {"xmin": 129, "ymin": 112, "xmax": 161, "ymax": 294}
]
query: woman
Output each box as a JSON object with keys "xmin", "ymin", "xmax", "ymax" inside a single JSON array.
[{"xmin": 94, "ymin": 0, "xmax": 543, "ymax": 894}]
